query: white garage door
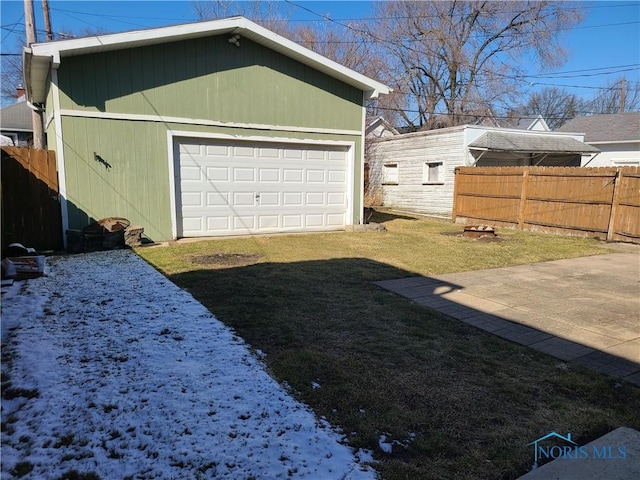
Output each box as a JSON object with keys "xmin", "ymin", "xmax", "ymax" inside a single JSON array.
[{"xmin": 175, "ymin": 139, "xmax": 351, "ymax": 237}]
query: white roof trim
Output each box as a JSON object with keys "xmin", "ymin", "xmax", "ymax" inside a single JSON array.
[{"xmin": 25, "ymin": 16, "xmax": 390, "ymax": 104}]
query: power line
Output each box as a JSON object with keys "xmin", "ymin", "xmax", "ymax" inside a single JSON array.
[{"xmin": 1, "ymin": 14, "xmax": 24, "ymax": 43}]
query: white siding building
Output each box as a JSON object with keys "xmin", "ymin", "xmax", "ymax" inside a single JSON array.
[
  {"xmin": 367, "ymin": 125, "xmax": 597, "ymax": 217},
  {"xmin": 558, "ymin": 112, "xmax": 640, "ymax": 167}
]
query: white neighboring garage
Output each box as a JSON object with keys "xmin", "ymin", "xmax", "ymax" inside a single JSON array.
[{"xmin": 172, "ymin": 135, "xmax": 353, "ymax": 237}]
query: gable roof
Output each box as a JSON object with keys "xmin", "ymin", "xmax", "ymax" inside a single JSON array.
[
  {"xmin": 24, "ymin": 16, "xmax": 390, "ymax": 105},
  {"xmin": 366, "ymin": 116, "xmax": 399, "ymax": 137},
  {"xmin": 0, "ymin": 101, "xmax": 33, "ymax": 132},
  {"xmin": 500, "ymin": 114, "xmax": 550, "ymax": 131},
  {"xmin": 557, "ymin": 112, "xmax": 640, "ymax": 143},
  {"xmin": 468, "ymin": 131, "xmax": 600, "ymax": 154}
]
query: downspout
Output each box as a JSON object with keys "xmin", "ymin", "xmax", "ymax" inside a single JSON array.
[
  {"xmin": 26, "ymin": 100, "xmax": 45, "ymax": 113},
  {"xmin": 359, "ymin": 90, "xmax": 367, "ymax": 225}
]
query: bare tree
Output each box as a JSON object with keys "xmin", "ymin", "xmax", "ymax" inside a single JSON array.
[
  {"xmin": 192, "ymin": 0, "xmax": 294, "ymax": 36},
  {"xmin": 192, "ymin": 1, "xmax": 399, "ymax": 125},
  {"xmin": 1, "ymin": 53, "xmax": 25, "ymax": 106},
  {"xmin": 367, "ymin": 1, "xmax": 586, "ymax": 131},
  {"xmin": 513, "ymin": 86, "xmax": 586, "ymax": 129},
  {"xmin": 587, "ymin": 77, "xmax": 640, "ymax": 114}
]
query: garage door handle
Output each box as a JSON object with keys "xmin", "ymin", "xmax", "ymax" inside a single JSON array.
[{"xmin": 255, "ymin": 194, "xmax": 260, "ymax": 199}]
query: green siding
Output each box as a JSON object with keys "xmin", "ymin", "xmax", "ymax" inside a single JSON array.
[
  {"xmin": 54, "ymin": 33, "xmax": 366, "ymax": 241},
  {"xmin": 61, "ymin": 116, "xmax": 362, "ymax": 241},
  {"xmin": 56, "ymin": 36, "xmax": 362, "ymax": 131}
]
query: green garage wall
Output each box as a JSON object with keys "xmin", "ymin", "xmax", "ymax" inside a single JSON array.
[
  {"xmin": 61, "ymin": 117, "xmax": 361, "ymax": 241},
  {"xmin": 54, "ymin": 34, "xmax": 365, "ymax": 241},
  {"xmin": 56, "ymin": 36, "xmax": 362, "ymax": 130}
]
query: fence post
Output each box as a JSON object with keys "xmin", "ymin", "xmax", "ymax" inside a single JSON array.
[
  {"xmin": 607, "ymin": 169, "xmax": 622, "ymax": 242},
  {"xmin": 517, "ymin": 168, "xmax": 530, "ymax": 230},
  {"xmin": 452, "ymin": 167, "xmax": 459, "ymax": 222}
]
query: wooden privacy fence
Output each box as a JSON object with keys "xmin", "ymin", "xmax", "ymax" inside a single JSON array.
[
  {"xmin": 1, "ymin": 146, "xmax": 63, "ymax": 253},
  {"xmin": 452, "ymin": 166, "xmax": 640, "ymax": 243}
]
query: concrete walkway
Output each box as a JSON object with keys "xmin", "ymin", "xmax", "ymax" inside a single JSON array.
[{"xmin": 375, "ymin": 244, "xmax": 640, "ymax": 386}]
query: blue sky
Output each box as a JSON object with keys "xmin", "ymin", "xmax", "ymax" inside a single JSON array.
[{"xmin": 2, "ymin": 0, "xmax": 639, "ymax": 103}]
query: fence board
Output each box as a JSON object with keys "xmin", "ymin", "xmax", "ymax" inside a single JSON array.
[
  {"xmin": 453, "ymin": 166, "xmax": 640, "ymax": 243},
  {"xmin": 1, "ymin": 147, "xmax": 63, "ymax": 253}
]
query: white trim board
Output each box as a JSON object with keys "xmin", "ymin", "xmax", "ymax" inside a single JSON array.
[
  {"xmin": 59, "ymin": 109, "xmax": 361, "ymax": 137},
  {"xmin": 51, "ymin": 69, "xmax": 69, "ymax": 247}
]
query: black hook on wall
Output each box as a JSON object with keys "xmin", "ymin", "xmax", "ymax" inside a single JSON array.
[{"xmin": 94, "ymin": 152, "xmax": 112, "ymax": 170}]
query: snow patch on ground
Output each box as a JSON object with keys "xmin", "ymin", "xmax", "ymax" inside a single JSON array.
[
  {"xmin": 1, "ymin": 250, "xmax": 376, "ymax": 479},
  {"xmin": 378, "ymin": 435, "xmax": 393, "ymax": 454}
]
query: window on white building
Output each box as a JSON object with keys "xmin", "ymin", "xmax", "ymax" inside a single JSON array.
[
  {"xmin": 382, "ymin": 163, "xmax": 399, "ymax": 184},
  {"xmin": 423, "ymin": 162, "xmax": 443, "ymax": 184}
]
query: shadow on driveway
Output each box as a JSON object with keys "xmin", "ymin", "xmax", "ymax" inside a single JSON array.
[{"xmin": 376, "ymin": 248, "xmax": 640, "ymax": 386}]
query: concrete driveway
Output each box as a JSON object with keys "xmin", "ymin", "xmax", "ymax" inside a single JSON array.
[{"xmin": 375, "ymin": 243, "xmax": 640, "ymax": 386}]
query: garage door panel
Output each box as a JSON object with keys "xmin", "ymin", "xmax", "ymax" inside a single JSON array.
[
  {"xmin": 181, "ymin": 166, "xmax": 202, "ymax": 181},
  {"xmin": 233, "ymin": 167, "xmax": 256, "ymax": 182},
  {"xmin": 259, "ymin": 168, "xmax": 280, "ymax": 182},
  {"xmin": 283, "ymin": 169, "xmax": 303, "ymax": 182},
  {"xmin": 259, "ymin": 215, "xmax": 279, "ymax": 229},
  {"xmin": 327, "ymin": 213, "xmax": 345, "ymax": 226},
  {"xmin": 205, "ymin": 144, "xmax": 228, "ymax": 156},
  {"xmin": 234, "ymin": 216, "xmax": 255, "ymax": 230},
  {"xmin": 306, "ymin": 192, "xmax": 324, "ymax": 205},
  {"xmin": 283, "ymin": 215, "xmax": 302, "ymax": 228},
  {"xmin": 207, "ymin": 192, "xmax": 229, "ymax": 206},
  {"xmin": 234, "ymin": 146, "xmax": 255, "ymax": 157},
  {"xmin": 283, "ymin": 192, "xmax": 303, "ymax": 206},
  {"xmin": 183, "ymin": 217, "xmax": 203, "ymax": 232},
  {"xmin": 328, "ymin": 170, "xmax": 346, "ymax": 183},
  {"xmin": 327, "ymin": 192, "xmax": 345, "ymax": 205},
  {"xmin": 207, "ymin": 217, "xmax": 229, "ymax": 231},
  {"xmin": 305, "ymin": 214, "xmax": 324, "ymax": 227},
  {"xmin": 233, "ymin": 192, "xmax": 256, "ymax": 206},
  {"xmin": 259, "ymin": 147, "xmax": 280, "ymax": 159},
  {"xmin": 306, "ymin": 170, "xmax": 325, "ymax": 182},
  {"xmin": 284, "ymin": 149, "xmax": 303, "ymax": 159},
  {"xmin": 306, "ymin": 150, "xmax": 326, "ymax": 161},
  {"xmin": 182, "ymin": 192, "xmax": 203, "ymax": 207},
  {"xmin": 177, "ymin": 139, "xmax": 349, "ymax": 237},
  {"xmin": 181, "ymin": 144, "xmax": 202, "ymax": 155},
  {"xmin": 259, "ymin": 192, "xmax": 280, "ymax": 206},
  {"xmin": 206, "ymin": 167, "xmax": 229, "ymax": 181}
]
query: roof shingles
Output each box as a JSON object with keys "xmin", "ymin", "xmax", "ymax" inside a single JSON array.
[
  {"xmin": 468, "ymin": 131, "xmax": 600, "ymax": 154},
  {"xmin": 0, "ymin": 101, "xmax": 33, "ymax": 132},
  {"xmin": 557, "ymin": 112, "xmax": 640, "ymax": 143}
]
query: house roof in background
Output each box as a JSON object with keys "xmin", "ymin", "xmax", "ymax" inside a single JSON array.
[
  {"xmin": 500, "ymin": 115, "xmax": 550, "ymax": 131},
  {"xmin": 0, "ymin": 101, "xmax": 33, "ymax": 132},
  {"xmin": 366, "ymin": 116, "xmax": 399, "ymax": 136},
  {"xmin": 24, "ymin": 16, "xmax": 391, "ymax": 104},
  {"xmin": 468, "ymin": 131, "xmax": 600, "ymax": 154},
  {"xmin": 557, "ymin": 112, "xmax": 640, "ymax": 143}
]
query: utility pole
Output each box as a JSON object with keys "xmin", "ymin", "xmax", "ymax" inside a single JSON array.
[
  {"xmin": 24, "ymin": 0, "xmax": 45, "ymax": 149},
  {"xmin": 24, "ymin": 0, "xmax": 36, "ymax": 44},
  {"xmin": 42, "ymin": 0, "xmax": 53, "ymax": 41},
  {"xmin": 620, "ymin": 77, "xmax": 626, "ymax": 113}
]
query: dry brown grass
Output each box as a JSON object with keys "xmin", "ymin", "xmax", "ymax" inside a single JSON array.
[{"xmin": 137, "ymin": 211, "xmax": 638, "ymax": 480}]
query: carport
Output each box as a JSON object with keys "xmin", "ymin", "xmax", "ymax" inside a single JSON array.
[{"xmin": 468, "ymin": 130, "xmax": 601, "ymax": 166}]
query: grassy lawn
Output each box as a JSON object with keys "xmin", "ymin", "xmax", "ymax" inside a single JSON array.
[{"xmin": 137, "ymin": 211, "xmax": 640, "ymax": 480}]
